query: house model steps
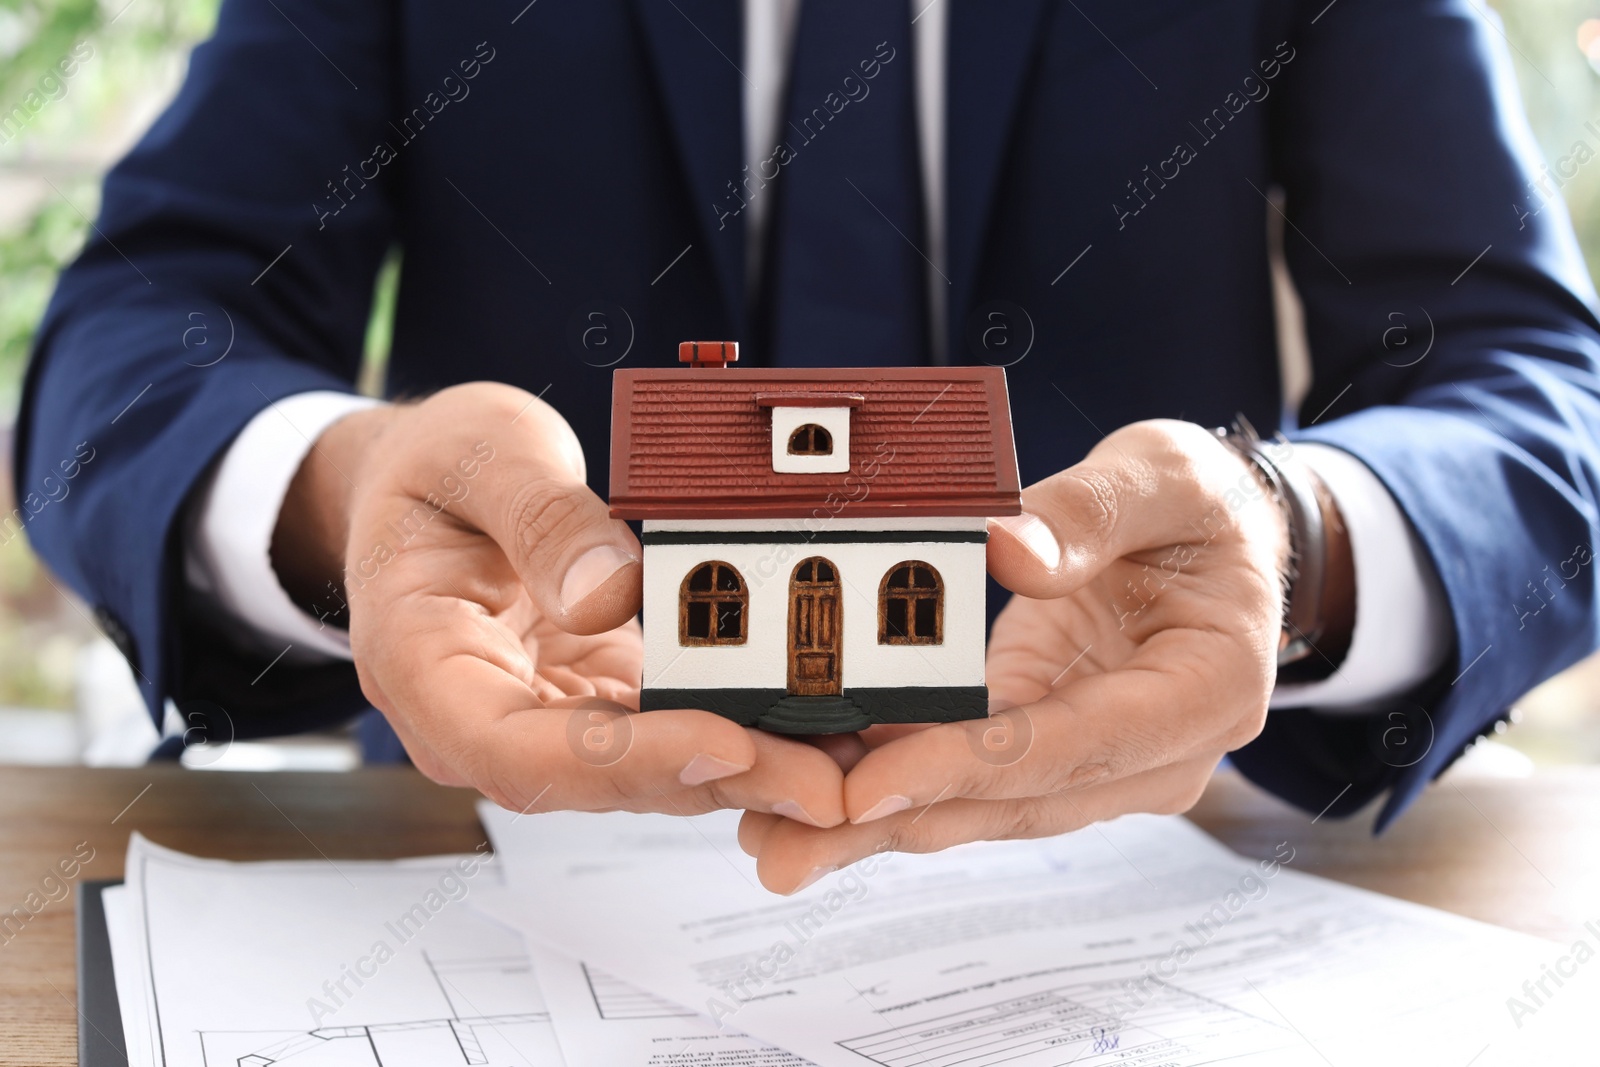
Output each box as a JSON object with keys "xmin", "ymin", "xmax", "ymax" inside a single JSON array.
[{"xmin": 609, "ymin": 341, "xmax": 1023, "ymax": 735}]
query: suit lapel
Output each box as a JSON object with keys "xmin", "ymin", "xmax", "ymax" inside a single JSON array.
[
  {"xmin": 632, "ymin": 0, "xmax": 746, "ymax": 333},
  {"xmin": 945, "ymin": 0, "xmax": 1051, "ymax": 354}
]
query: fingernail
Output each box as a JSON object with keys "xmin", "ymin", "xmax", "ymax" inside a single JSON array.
[
  {"xmin": 791, "ymin": 865, "xmax": 836, "ymax": 894},
  {"xmin": 853, "ymin": 794, "xmax": 912, "ymax": 824},
  {"xmin": 772, "ymin": 800, "xmax": 823, "ymax": 827},
  {"xmin": 992, "ymin": 513, "xmax": 1061, "ymax": 571},
  {"xmin": 679, "ymin": 753, "xmax": 750, "ymax": 786},
  {"xmin": 560, "ymin": 545, "xmax": 636, "ymax": 612}
]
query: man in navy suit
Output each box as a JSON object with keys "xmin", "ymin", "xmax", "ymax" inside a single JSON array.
[{"xmin": 18, "ymin": 0, "xmax": 1600, "ymax": 891}]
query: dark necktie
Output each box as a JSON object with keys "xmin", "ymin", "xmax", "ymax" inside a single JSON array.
[{"xmin": 763, "ymin": 1, "xmax": 927, "ymax": 367}]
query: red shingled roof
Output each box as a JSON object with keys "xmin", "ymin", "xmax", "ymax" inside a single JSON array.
[{"xmin": 609, "ymin": 367, "xmax": 1021, "ymax": 519}]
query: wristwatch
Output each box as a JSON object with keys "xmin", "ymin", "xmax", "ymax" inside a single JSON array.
[{"xmin": 1213, "ymin": 417, "xmax": 1348, "ymax": 682}]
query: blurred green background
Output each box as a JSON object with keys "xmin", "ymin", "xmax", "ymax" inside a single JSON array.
[
  {"xmin": 0, "ymin": 0, "xmax": 394, "ymax": 747},
  {"xmin": 2, "ymin": 0, "xmax": 1598, "ymax": 763}
]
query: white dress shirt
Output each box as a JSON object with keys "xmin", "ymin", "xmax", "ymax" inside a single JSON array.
[{"xmin": 185, "ymin": 0, "xmax": 1452, "ymax": 709}]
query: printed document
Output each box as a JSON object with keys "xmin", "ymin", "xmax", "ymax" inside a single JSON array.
[{"xmin": 475, "ymin": 804, "xmax": 1592, "ymax": 1066}]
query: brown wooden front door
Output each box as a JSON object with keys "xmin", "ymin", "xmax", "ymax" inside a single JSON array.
[{"xmin": 788, "ymin": 557, "xmax": 842, "ymax": 696}]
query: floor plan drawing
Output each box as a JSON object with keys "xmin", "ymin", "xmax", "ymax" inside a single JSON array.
[
  {"xmin": 202, "ymin": 950, "xmax": 553, "ymax": 1067},
  {"xmin": 579, "ymin": 961, "xmax": 694, "ymax": 1022},
  {"xmin": 106, "ymin": 836, "xmax": 565, "ymax": 1067}
]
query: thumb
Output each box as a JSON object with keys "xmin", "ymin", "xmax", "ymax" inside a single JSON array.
[
  {"xmin": 987, "ymin": 461, "xmax": 1151, "ymax": 600},
  {"xmin": 988, "ymin": 420, "xmax": 1259, "ymax": 601},
  {"xmin": 430, "ymin": 388, "xmax": 642, "ymax": 634}
]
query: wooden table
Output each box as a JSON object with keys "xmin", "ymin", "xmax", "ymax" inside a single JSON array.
[{"xmin": 2, "ymin": 764, "xmax": 1597, "ymax": 1066}]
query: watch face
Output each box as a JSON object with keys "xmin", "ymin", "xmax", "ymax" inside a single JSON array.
[
  {"xmin": 1278, "ymin": 632, "xmax": 1314, "ymax": 666},
  {"xmin": 1276, "ymin": 634, "xmax": 1334, "ymax": 684}
]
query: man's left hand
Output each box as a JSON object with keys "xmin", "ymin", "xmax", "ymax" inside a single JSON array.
[{"xmin": 738, "ymin": 420, "xmax": 1293, "ymax": 894}]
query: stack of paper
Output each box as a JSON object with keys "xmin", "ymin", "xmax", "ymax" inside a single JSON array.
[
  {"xmin": 103, "ymin": 807, "xmax": 1594, "ymax": 1067},
  {"xmin": 105, "ymin": 836, "xmax": 564, "ymax": 1067}
]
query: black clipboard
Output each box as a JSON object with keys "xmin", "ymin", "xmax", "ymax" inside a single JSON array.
[{"xmin": 76, "ymin": 879, "xmax": 129, "ymax": 1067}]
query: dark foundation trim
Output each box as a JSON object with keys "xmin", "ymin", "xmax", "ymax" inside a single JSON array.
[
  {"xmin": 640, "ymin": 686, "xmax": 988, "ymax": 733},
  {"xmin": 641, "ymin": 530, "xmax": 987, "ymax": 546}
]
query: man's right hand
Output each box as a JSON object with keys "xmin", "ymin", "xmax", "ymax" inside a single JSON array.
[{"xmin": 270, "ymin": 382, "xmax": 846, "ymax": 827}]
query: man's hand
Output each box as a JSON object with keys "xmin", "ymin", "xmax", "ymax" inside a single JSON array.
[
  {"xmin": 737, "ymin": 420, "xmax": 1291, "ymax": 892},
  {"xmin": 271, "ymin": 382, "xmax": 846, "ymax": 826}
]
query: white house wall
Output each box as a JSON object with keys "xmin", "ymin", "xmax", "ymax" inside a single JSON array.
[{"xmin": 641, "ymin": 522, "xmax": 987, "ymax": 692}]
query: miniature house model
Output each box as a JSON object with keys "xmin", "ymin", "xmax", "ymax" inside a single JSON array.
[{"xmin": 609, "ymin": 342, "xmax": 1022, "ymax": 734}]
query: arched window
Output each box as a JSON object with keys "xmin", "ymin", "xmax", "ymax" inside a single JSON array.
[
  {"xmin": 879, "ymin": 561, "xmax": 943, "ymax": 644},
  {"xmin": 787, "ymin": 423, "xmax": 833, "ymax": 456},
  {"xmin": 679, "ymin": 562, "xmax": 748, "ymax": 645}
]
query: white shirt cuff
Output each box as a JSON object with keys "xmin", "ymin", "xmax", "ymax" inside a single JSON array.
[
  {"xmin": 1269, "ymin": 442, "xmax": 1453, "ymax": 711},
  {"xmin": 184, "ymin": 391, "xmax": 384, "ymax": 663}
]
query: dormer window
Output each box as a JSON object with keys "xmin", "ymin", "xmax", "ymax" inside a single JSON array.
[
  {"xmin": 759, "ymin": 395, "xmax": 861, "ymax": 474},
  {"xmin": 788, "ymin": 424, "xmax": 833, "ymax": 456}
]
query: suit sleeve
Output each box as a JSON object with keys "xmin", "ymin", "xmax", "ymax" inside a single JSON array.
[
  {"xmin": 14, "ymin": 0, "xmax": 398, "ymax": 738},
  {"xmin": 1231, "ymin": 0, "xmax": 1600, "ymax": 826}
]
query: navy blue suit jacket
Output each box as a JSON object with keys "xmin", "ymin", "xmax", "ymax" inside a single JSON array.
[{"xmin": 19, "ymin": 0, "xmax": 1600, "ymax": 827}]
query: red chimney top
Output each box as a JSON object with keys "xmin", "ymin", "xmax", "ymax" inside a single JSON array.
[{"xmin": 678, "ymin": 341, "xmax": 738, "ymax": 368}]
